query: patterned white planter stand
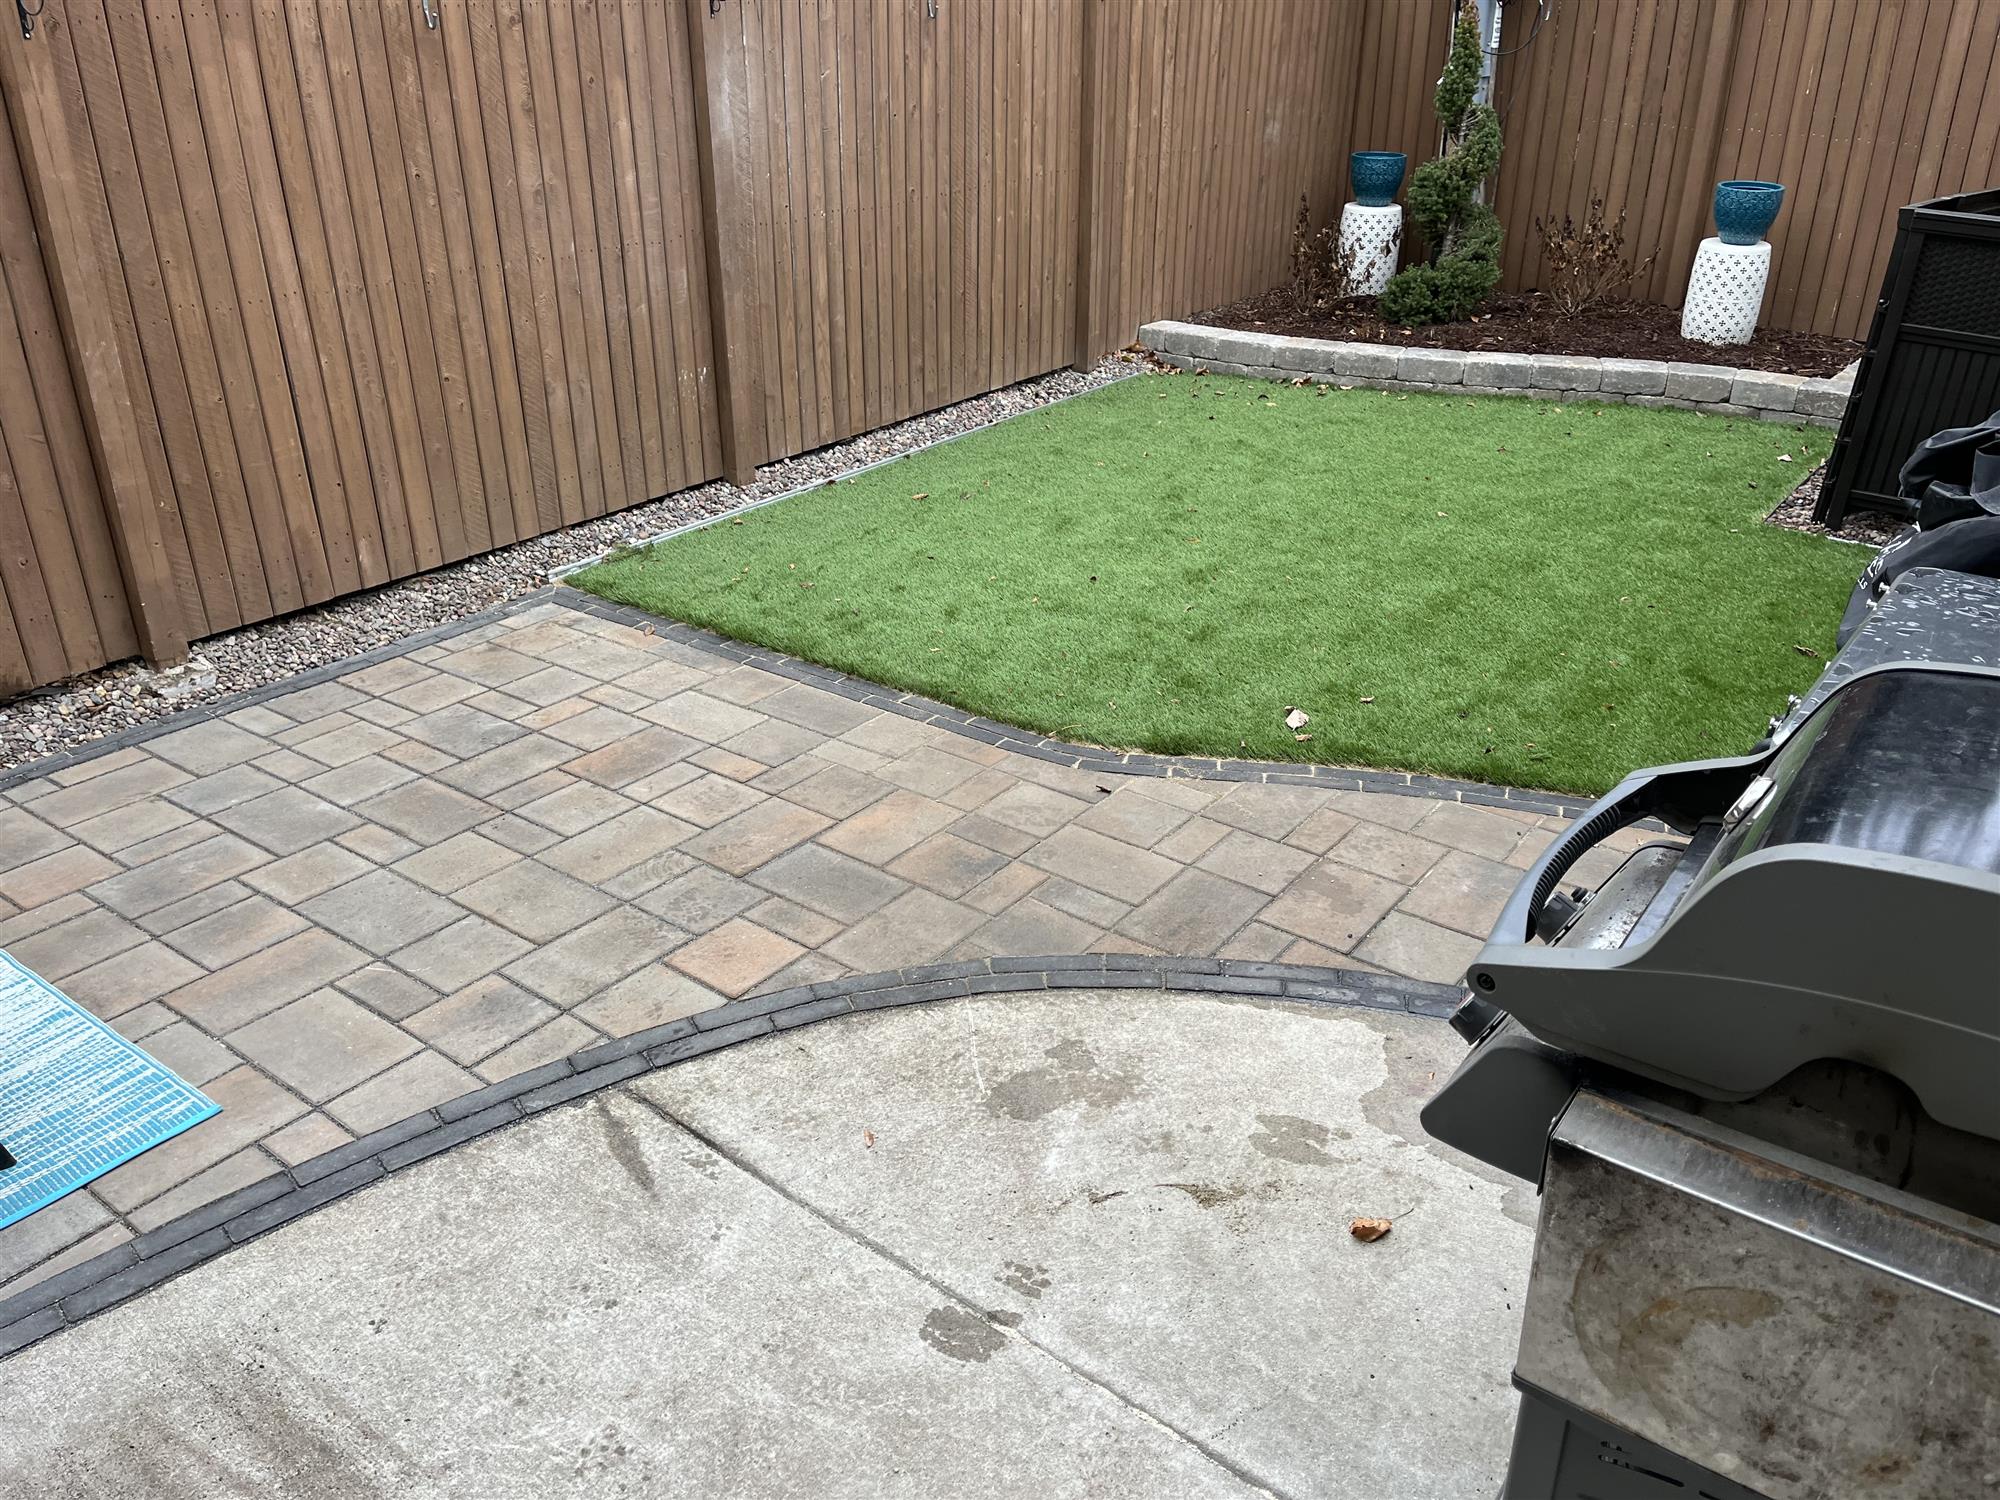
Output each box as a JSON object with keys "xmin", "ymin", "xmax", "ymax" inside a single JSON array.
[
  {"xmin": 1680, "ymin": 236, "xmax": 1772, "ymax": 345},
  {"xmin": 1340, "ymin": 202, "xmax": 1402, "ymax": 296}
]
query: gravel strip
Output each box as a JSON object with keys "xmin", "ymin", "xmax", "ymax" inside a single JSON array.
[
  {"xmin": 1765, "ymin": 463, "xmax": 1903, "ymax": 547},
  {"xmin": 1, "ymin": 359, "xmax": 1135, "ymax": 771}
]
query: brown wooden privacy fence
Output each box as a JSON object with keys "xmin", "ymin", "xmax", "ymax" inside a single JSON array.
[
  {"xmin": 3, "ymin": 0, "xmax": 1999, "ymax": 694},
  {"xmin": 1483, "ymin": 0, "xmax": 2000, "ymax": 342},
  {"xmin": 0, "ymin": 0, "xmax": 1363, "ymax": 693}
]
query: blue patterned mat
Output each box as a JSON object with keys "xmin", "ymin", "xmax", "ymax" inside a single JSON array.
[{"xmin": 0, "ymin": 949, "xmax": 217, "ymax": 1231}]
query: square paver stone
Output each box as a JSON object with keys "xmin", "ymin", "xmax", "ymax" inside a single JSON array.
[
  {"xmin": 539, "ymin": 807, "xmax": 695, "ymax": 885},
  {"xmin": 389, "ymin": 914, "xmax": 533, "ymax": 993},
  {"xmin": 325, "ymin": 1051, "xmax": 479, "ymax": 1135},
  {"xmin": 821, "ymin": 888, "xmax": 985, "ymax": 972},
  {"xmin": 211, "ymin": 786, "xmax": 361, "ymax": 855},
  {"xmin": 668, "ymin": 918, "xmax": 804, "ymax": 997},
  {"xmin": 1397, "ymin": 850, "xmax": 1520, "ymax": 937},
  {"xmin": 1195, "ymin": 828, "xmax": 1317, "ymax": 896},
  {"xmin": 1116, "ymin": 867, "xmax": 1270, "ymax": 954},
  {"xmin": 407, "ymin": 976, "xmax": 558, "ymax": 1065},
  {"xmin": 300, "ymin": 869, "xmax": 464, "ymax": 953},
  {"xmin": 887, "ymin": 832, "xmax": 1009, "ymax": 898},
  {"xmin": 391, "ymin": 831, "xmax": 522, "ymax": 893},
  {"xmin": 747, "ymin": 842, "xmax": 908, "ymax": 923},
  {"xmin": 636, "ymin": 865, "xmax": 768, "ymax": 932},
  {"xmin": 453, "ymin": 859, "xmax": 615, "ymax": 943},
  {"xmin": 978, "ymin": 783, "xmax": 1093, "ymax": 839},
  {"xmin": 146, "ymin": 720, "xmax": 271, "ymax": 775},
  {"xmin": 563, "ymin": 727, "xmax": 703, "ymax": 788},
  {"xmin": 400, "ymin": 703, "xmax": 525, "ymax": 758},
  {"xmin": 1257, "ymin": 858, "xmax": 1405, "ymax": 952},
  {"xmin": 355, "ymin": 780, "xmax": 495, "ymax": 843},
  {"xmin": 1023, "ymin": 826, "xmax": 1179, "ymax": 905},
  {"xmin": 680, "ymin": 800, "xmax": 833, "ymax": 876},
  {"xmin": 230, "ymin": 989, "xmax": 421, "ymax": 1102},
  {"xmin": 503, "ymin": 907, "xmax": 688, "ymax": 1006}
]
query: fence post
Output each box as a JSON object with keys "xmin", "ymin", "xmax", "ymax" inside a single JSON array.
[
  {"xmin": 1071, "ymin": 0, "xmax": 1100, "ymax": 371},
  {"xmin": 0, "ymin": 24, "xmax": 187, "ymax": 669},
  {"xmin": 683, "ymin": 0, "xmax": 762, "ymax": 489}
]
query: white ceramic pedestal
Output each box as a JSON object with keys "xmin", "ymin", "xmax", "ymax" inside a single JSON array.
[
  {"xmin": 1340, "ymin": 202, "xmax": 1402, "ymax": 296},
  {"xmin": 1680, "ymin": 236, "xmax": 1772, "ymax": 345}
]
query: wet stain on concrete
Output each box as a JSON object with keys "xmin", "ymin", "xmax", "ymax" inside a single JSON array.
[
  {"xmin": 593, "ymin": 1099, "xmax": 657, "ymax": 1196},
  {"xmin": 1159, "ymin": 1182, "xmax": 1250, "ymax": 1209},
  {"xmin": 983, "ymin": 1038, "xmax": 1137, "ymax": 1121},
  {"xmin": 997, "ymin": 1262, "xmax": 1053, "ymax": 1299},
  {"xmin": 918, "ymin": 1305, "xmax": 1008, "ymax": 1363},
  {"xmin": 985, "ymin": 1308, "xmax": 1025, "ymax": 1328},
  {"xmin": 1249, "ymin": 1113, "xmax": 1337, "ymax": 1167}
]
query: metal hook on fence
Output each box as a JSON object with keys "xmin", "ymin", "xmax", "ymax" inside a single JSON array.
[
  {"xmin": 419, "ymin": 0, "xmax": 438, "ymax": 31},
  {"xmin": 925, "ymin": 0, "xmax": 938, "ymax": 17},
  {"xmin": 16, "ymin": 0, "xmax": 46, "ymax": 41}
]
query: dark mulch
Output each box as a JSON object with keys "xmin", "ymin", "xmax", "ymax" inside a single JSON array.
[
  {"xmin": 1764, "ymin": 463, "xmax": 1903, "ymax": 547},
  {"xmin": 1193, "ymin": 288, "xmax": 1862, "ymax": 378}
]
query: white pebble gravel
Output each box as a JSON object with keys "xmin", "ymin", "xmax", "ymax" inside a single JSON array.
[{"xmin": 2, "ymin": 359, "xmax": 1136, "ymax": 772}]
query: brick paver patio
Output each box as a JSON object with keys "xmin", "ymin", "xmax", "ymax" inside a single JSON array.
[{"xmin": 0, "ymin": 595, "xmax": 1654, "ymax": 1301}]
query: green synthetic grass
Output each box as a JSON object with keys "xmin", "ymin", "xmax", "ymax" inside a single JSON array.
[{"xmin": 574, "ymin": 375, "xmax": 1863, "ymax": 795}]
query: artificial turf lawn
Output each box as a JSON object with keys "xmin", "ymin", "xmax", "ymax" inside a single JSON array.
[{"xmin": 574, "ymin": 375, "xmax": 1863, "ymax": 795}]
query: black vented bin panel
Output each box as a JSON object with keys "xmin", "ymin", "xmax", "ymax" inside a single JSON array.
[
  {"xmin": 1820, "ymin": 188, "xmax": 2000, "ymax": 526},
  {"xmin": 1904, "ymin": 235, "xmax": 2000, "ymax": 336},
  {"xmin": 1849, "ymin": 342, "xmax": 2000, "ymax": 501}
]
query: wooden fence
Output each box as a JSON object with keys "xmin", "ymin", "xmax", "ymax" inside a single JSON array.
[
  {"xmin": 3, "ymin": 0, "xmax": 1998, "ymax": 694},
  {"xmin": 1483, "ymin": 0, "xmax": 2000, "ymax": 341}
]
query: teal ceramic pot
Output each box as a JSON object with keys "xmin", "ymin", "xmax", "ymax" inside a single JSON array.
[
  {"xmin": 1713, "ymin": 180, "xmax": 1785, "ymax": 245},
  {"xmin": 1349, "ymin": 152, "xmax": 1408, "ymax": 209}
]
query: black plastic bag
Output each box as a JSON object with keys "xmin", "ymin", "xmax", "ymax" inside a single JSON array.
[{"xmin": 1898, "ymin": 410, "xmax": 2000, "ymax": 527}]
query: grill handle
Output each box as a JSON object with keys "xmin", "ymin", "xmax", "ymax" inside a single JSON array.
[{"xmin": 1483, "ymin": 775, "xmax": 1658, "ymax": 952}]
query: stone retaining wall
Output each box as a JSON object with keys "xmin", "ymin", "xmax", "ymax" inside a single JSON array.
[{"xmin": 1139, "ymin": 320, "xmax": 1853, "ymax": 426}]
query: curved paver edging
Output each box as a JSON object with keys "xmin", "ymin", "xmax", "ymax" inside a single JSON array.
[
  {"xmin": 0, "ymin": 956, "xmax": 1458, "ymax": 1360},
  {"xmin": 1140, "ymin": 319, "xmax": 1856, "ymax": 426}
]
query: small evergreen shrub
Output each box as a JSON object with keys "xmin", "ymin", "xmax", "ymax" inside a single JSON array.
[{"xmin": 1378, "ymin": 0, "xmax": 1504, "ymax": 326}]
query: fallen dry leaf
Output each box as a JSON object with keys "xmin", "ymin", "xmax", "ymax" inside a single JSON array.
[
  {"xmin": 1793, "ymin": 643, "xmax": 1821, "ymax": 658},
  {"xmin": 863, "ymin": 1129, "xmax": 876, "ymax": 1150},
  {"xmin": 910, "ymin": 492, "xmax": 930, "ymax": 501},
  {"xmin": 1350, "ymin": 1217, "xmax": 1392, "ymax": 1243},
  {"xmin": 1294, "ymin": 732, "xmax": 1312, "ymax": 742},
  {"xmin": 1284, "ymin": 706, "xmax": 1310, "ymax": 730},
  {"xmin": 1359, "ymin": 695, "xmax": 1376, "ymax": 704}
]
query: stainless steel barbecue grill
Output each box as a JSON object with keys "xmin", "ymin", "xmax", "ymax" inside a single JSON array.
[{"xmin": 1423, "ymin": 565, "xmax": 2000, "ymax": 1500}]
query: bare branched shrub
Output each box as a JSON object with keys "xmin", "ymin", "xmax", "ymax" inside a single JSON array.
[
  {"xmin": 1535, "ymin": 199, "xmax": 1659, "ymax": 318},
  {"xmin": 1284, "ymin": 195, "xmax": 1379, "ymax": 316}
]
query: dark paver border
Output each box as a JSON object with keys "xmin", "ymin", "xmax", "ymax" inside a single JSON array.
[
  {"xmin": 0, "ymin": 956, "xmax": 1456, "ymax": 1359},
  {"xmin": 2, "ymin": 584, "xmax": 1612, "ymax": 822},
  {"xmin": 556, "ymin": 588, "xmax": 1605, "ymax": 820}
]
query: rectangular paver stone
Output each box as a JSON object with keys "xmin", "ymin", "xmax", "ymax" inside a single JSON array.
[
  {"xmin": 1597, "ymin": 358, "xmax": 1669, "ymax": 396},
  {"xmin": 1332, "ymin": 343, "xmax": 1399, "ymax": 379},
  {"xmin": 1460, "ymin": 351, "xmax": 1534, "ymax": 388},
  {"xmin": 1795, "ymin": 377, "xmax": 1850, "ymax": 420},
  {"xmin": 1731, "ymin": 370, "xmax": 1804, "ymax": 412},
  {"xmin": 1397, "ymin": 348, "xmax": 1465, "ymax": 383},
  {"xmin": 1528, "ymin": 354, "xmax": 1602, "ymax": 391},
  {"xmin": 1663, "ymin": 361, "xmax": 1737, "ymax": 402}
]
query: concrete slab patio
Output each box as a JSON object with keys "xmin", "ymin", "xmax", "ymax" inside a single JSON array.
[
  {"xmin": 0, "ymin": 989, "xmax": 1534, "ymax": 1499},
  {"xmin": 0, "ymin": 590, "xmax": 1652, "ymax": 1303}
]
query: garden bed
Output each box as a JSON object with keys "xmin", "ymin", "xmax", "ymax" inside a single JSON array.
[
  {"xmin": 572, "ymin": 373, "xmax": 1863, "ymax": 796},
  {"xmin": 1192, "ymin": 289, "xmax": 1860, "ymax": 378}
]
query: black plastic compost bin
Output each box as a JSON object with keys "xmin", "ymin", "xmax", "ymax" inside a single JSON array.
[{"xmin": 1819, "ymin": 187, "xmax": 2000, "ymax": 527}]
